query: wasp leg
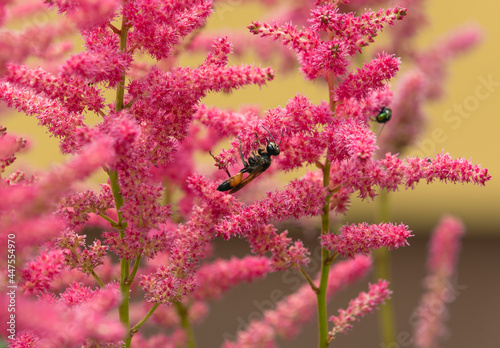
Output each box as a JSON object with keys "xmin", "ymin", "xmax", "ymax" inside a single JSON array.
[
  {"xmin": 237, "ymin": 136, "xmax": 248, "ymax": 167},
  {"xmin": 210, "ymin": 150, "xmax": 231, "ymax": 177},
  {"xmin": 254, "ymin": 131, "xmax": 263, "ymax": 148}
]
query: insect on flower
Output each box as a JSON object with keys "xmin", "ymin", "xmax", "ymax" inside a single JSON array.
[
  {"xmin": 372, "ymin": 107, "xmax": 392, "ymax": 135},
  {"xmin": 373, "ymin": 107, "xmax": 392, "ymax": 123},
  {"xmin": 211, "ymin": 126, "xmax": 282, "ymax": 194}
]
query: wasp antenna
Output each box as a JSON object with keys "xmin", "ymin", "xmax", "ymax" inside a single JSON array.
[
  {"xmin": 261, "ymin": 125, "xmax": 277, "ymax": 143},
  {"xmin": 278, "ymin": 130, "xmax": 283, "ymax": 147}
]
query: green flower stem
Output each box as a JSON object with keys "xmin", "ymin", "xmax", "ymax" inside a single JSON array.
[
  {"xmin": 175, "ymin": 302, "xmax": 197, "ymax": 348},
  {"xmin": 90, "ymin": 270, "xmax": 104, "ymax": 288},
  {"xmin": 108, "ymin": 170, "xmax": 125, "ymax": 230},
  {"xmin": 99, "ymin": 214, "xmax": 118, "ymax": 227},
  {"xmin": 373, "ymin": 190, "xmax": 396, "ymax": 345},
  {"xmin": 120, "ymin": 258, "xmax": 131, "ymax": 347},
  {"xmin": 125, "ymin": 255, "xmax": 142, "ymax": 285},
  {"xmin": 112, "ymin": 15, "xmax": 134, "ymax": 347},
  {"xmin": 317, "ymin": 160, "xmax": 332, "ymax": 348},
  {"xmin": 131, "ymin": 303, "xmax": 160, "ymax": 336},
  {"xmin": 299, "ymin": 267, "xmax": 319, "ymax": 293},
  {"xmin": 115, "ymin": 17, "xmax": 129, "ymax": 112}
]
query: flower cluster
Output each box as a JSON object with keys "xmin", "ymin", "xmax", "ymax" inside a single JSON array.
[
  {"xmin": 328, "ymin": 279, "xmax": 392, "ymax": 340},
  {"xmin": 321, "ymin": 222, "xmax": 413, "ymax": 258},
  {"xmin": 413, "ymin": 216, "xmax": 465, "ymax": 348},
  {"xmin": 224, "ymin": 255, "xmax": 373, "ymax": 347}
]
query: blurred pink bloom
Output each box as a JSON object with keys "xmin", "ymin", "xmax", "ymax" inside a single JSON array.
[
  {"xmin": 413, "ymin": 216, "xmax": 465, "ymax": 348},
  {"xmin": 223, "ymin": 255, "xmax": 372, "ymax": 347},
  {"xmin": 328, "ymin": 279, "xmax": 392, "ymax": 339}
]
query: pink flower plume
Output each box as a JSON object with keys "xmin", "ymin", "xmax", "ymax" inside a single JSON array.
[
  {"xmin": 22, "ymin": 249, "xmax": 66, "ymax": 295},
  {"xmin": 413, "ymin": 215, "xmax": 465, "ymax": 348},
  {"xmin": 328, "ymin": 279, "xmax": 392, "ymax": 339},
  {"xmin": 321, "ymin": 222, "xmax": 413, "ymax": 258},
  {"xmin": 43, "ymin": 0, "xmax": 120, "ymax": 29},
  {"xmin": 335, "ymin": 53, "xmax": 401, "ymax": 101},
  {"xmin": 193, "ymin": 256, "xmax": 272, "ymax": 300},
  {"xmin": 223, "ymin": 255, "xmax": 372, "ymax": 347}
]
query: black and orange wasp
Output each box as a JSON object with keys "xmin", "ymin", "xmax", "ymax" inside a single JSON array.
[{"xmin": 210, "ymin": 126, "xmax": 282, "ymax": 194}]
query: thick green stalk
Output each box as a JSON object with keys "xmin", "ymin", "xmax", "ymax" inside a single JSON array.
[
  {"xmin": 109, "ymin": 168, "xmax": 132, "ymax": 346},
  {"xmin": 115, "ymin": 18, "xmax": 129, "ymax": 112},
  {"xmin": 316, "ymin": 71, "xmax": 337, "ymax": 347},
  {"xmin": 112, "ymin": 16, "xmax": 133, "ymax": 348},
  {"xmin": 317, "ymin": 160, "xmax": 332, "ymax": 348},
  {"xmin": 120, "ymin": 259, "xmax": 131, "ymax": 347},
  {"xmin": 373, "ymin": 190, "xmax": 396, "ymax": 345},
  {"xmin": 175, "ymin": 302, "xmax": 197, "ymax": 348}
]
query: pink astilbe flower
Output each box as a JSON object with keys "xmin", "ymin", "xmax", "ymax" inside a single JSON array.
[
  {"xmin": 22, "ymin": 249, "xmax": 66, "ymax": 295},
  {"xmin": 248, "ymin": 20, "xmax": 349, "ymax": 80},
  {"xmin": 0, "ymin": 137, "xmax": 115, "ymax": 213},
  {"xmin": 0, "ymin": 18, "xmax": 74, "ymax": 73},
  {"xmin": 413, "ymin": 215, "xmax": 465, "ymax": 348},
  {"xmin": 334, "ymin": 85, "xmax": 393, "ymax": 124},
  {"xmin": 335, "ymin": 53, "xmax": 401, "ymax": 102},
  {"xmin": 321, "ymin": 222, "xmax": 412, "ymax": 258},
  {"xmin": 139, "ymin": 176, "xmax": 242, "ymax": 304},
  {"xmin": 386, "ymin": 0, "xmax": 427, "ymax": 56},
  {"xmin": 6, "ymin": 1, "xmax": 48, "ymax": 20},
  {"xmin": 58, "ymin": 231, "xmax": 109, "ymax": 275},
  {"xmin": 5, "ymin": 64, "xmax": 105, "ymax": 113},
  {"xmin": 415, "ymin": 25, "xmax": 482, "ymax": 100},
  {"xmin": 0, "ymin": 215, "xmax": 65, "ymax": 263},
  {"xmin": 47, "ymin": 0, "xmax": 120, "ymax": 29},
  {"xmin": 326, "ymin": 118, "xmax": 378, "ymax": 162},
  {"xmin": 123, "ymin": 0, "xmax": 213, "ymax": 60},
  {"xmin": 249, "ymin": 5, "xmax": 406, "ymax": 80},
  {"xmin": 328, "ymin": 152, "xmax": 490, "ymax": 213},
  {"xmin": 0, "ymin": 82, "xmax": 86, "ymax": 152},
  {"xmin": 193, "ymin": 104, "xmax": 260, "ymax": 138},
  {"xmin": 2, "ymin": 284, "xmax": 124, "ymax": 347},
  {"xmin": 127, "ymin": 45, "xmax": 273, "ymax": 155},
  {"xmin": 310, "ymin": 6, "xmax": 405, "ymax": 53},
  {"xmin": 223, "ymin": 255, "xmax": 372, "ymax": 347},
  {"xmin": 193, "ymin": 256, "xmax": 271, "ymax": 300},
  {"xmin": 0, "ymin": 126, "xmax": 26, "ymax": 172},
  {"xmin": 328, "ymin": 279, "xmax": 392, "ymax": 340},
  {"xmin": 59, "ymin": 185, "xmax": 115, "ymax": 229},
  {"xmin": 216, "ymin": 179, "xmax": 327, "ymax": 238},
  {"xmin": 379, "ymin": 24, "xmax": 481, "ymax": 155},
  {"xmin": 209, "ymin": 95, "xmax": 332, "ymax": 171},
  {"xmin": 214, "ymin": 180, "xmax": 327, "ymax": 269},
  {"xmin": 8, "ymin": 330, "xmax": 39, "ymax": 348},
  {"xmin": 61, "ymin": 49, "xmax": 133, "ymax": 87},
  {"xmin": 378, "ymin": 70, "xmax": 427, "ymax": 155}
]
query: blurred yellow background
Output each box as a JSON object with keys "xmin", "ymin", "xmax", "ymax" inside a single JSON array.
[{"xmin": 2, "ymin": 1, "xmax": 499, "ymax": 235}]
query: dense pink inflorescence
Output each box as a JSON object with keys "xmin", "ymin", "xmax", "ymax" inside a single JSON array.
[
  {"xmin": 321, "ymin": 222, "xmax": 413, "ymax": 258},
  {"xmin": 223, "ymin": 255, "xmax": 372, "ymax": 347},
  {"xmin": 193, "ymin": 256, "xmax": 272, "ymax": 300},
  {"xmin": 328, "ymin": 279, "xmax": 392, "ymax": 339}
]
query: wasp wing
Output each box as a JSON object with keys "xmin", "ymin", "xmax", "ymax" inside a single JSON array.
[{"xmin": 229, "ymin": 166, "xmax": 266, "ymax": 194}]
